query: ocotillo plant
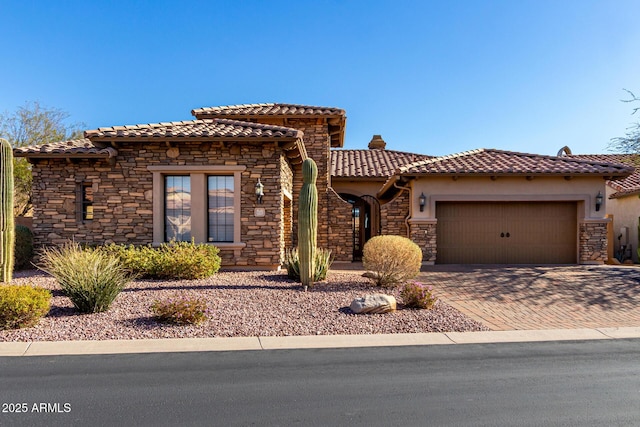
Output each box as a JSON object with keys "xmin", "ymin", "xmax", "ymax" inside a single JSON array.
[
  {"xmin": 298, "ymin": 158, "xmax": 318, "ymax": 291},
  {"xmin": 0, "ymin": 138, "xmax": 15, "ymax": 283}
]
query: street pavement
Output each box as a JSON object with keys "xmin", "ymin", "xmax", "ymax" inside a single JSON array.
[{"xmin": 1, "ymin": 339, "xmax": 639, "ymax": 426}]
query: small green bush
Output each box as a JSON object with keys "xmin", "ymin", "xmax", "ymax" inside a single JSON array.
[
  {"xmin": 0, "ymin": 284, "xmax": 51, "ymax": 329},
  {"xmin": 97, "ymin": 244, "xmax": 156, "ymax": 276},
  {"xmin": 99, "ymin": 241, "xmax": 221, "ymax": 280},
  {"xmin": 400, "ymin": 281, "xmax": 438, "ymax": 309},
  {"xmin": 362, "ymin": 235, "xmax": 422, "ymax": 288},
  {"xmin": 151, "ymin": 296, "xmax": 210, "ymax": 325},
  {"xmin": 14, "ymin": 225, "xmax": 34, "ymax": 270},
  {"xmin": 38, "ymin": 242, "xmax": 134, "ymax": 313},
  {"xmin": 283, "ymin": 248, "xmax": 333, "ymax": 282}
]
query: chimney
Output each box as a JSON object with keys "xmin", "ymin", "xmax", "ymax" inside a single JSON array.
[{"xmin": 368, "ymin": 134, "xmax": 386, "ymax": 150}]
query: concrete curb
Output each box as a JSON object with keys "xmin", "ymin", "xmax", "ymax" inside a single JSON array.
[{"xmin": 2, "ymin": 327, "xmax": 640, "ymax": 356}]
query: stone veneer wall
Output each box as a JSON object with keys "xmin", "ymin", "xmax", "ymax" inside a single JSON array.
[
  {"xmin": 579, "ymin": 221, "xmax": 608, "ymax": 264},
  {"xmin": 30, "ymin": 141, "xmax": 292, "ymax": 268},
  {"xmin": 409, "ymin": 222, "xmax": 437, "ymax": 264},
  {"xmin": 286, "ymin": 120, "xmax": 332, "ymax": 251},
  {"xmin": 327, "ymin": 189, "xmax": 354, "ymax": 262},
  {"xmin": 279, "ymin": 155, "xmax": 294, "ymax": 262},
  {"xmin": 380, "ymin": 191, "xmax": 410, "ymax": 237},
  {"xmin": 31, "ymin": 157, "xmax": 153, "ymax": 247}
]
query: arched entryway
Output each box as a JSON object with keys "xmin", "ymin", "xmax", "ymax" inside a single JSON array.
[{"xmin": 339, "ymin": 194, "xmax": 381, "ymax": 261}]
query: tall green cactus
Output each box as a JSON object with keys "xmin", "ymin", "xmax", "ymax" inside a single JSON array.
[
  {"xmin": 0, "ymin": 138, "xmax": 15, "ymax": 283},
  {"xmin": 298, "ymin": 158, "xmax": 318, "ymax": 291}
]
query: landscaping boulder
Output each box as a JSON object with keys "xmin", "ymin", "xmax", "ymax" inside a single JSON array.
[{"xmin": 350, "ymin": 294, "xmax": 397, "ymax": 314}]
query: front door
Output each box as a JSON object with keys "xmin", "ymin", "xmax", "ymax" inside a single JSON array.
[
  {"xmin": 340, "ymin": 194, "xmax": 381, "ymax": 261},
  {"xmin": 352, "ymin": 198, "xmax": 369, "ymax": 261}
]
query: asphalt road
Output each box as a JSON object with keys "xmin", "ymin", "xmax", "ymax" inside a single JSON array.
[{"xmin": 1, "ymin": 339, "xmax": 640, "ymax": 426}]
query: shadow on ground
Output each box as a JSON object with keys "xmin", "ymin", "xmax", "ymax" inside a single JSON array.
[{"xmin": 421, "ymin": 265, "xmax": 640, "ymax": 311}]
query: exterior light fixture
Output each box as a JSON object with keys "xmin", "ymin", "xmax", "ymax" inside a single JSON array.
[
  {"xmin": 595, "ymin": 191, "xmax": 603, "ymax": 212},
  {"xmin": 419, "ymin": 192, "xmax": 426, "ymax": 212},
  {"xmin": 255, "ymin": 179, "xmax": 264, "ymax": 204}
]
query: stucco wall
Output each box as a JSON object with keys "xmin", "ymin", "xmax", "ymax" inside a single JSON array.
[
  {"xmin": 605, "ymin": 186, "xmax": 639, "ymax": 262},
  {"xmin": 412, "ymin": 176, "xmax": 609, "ymax": 221},
  {"xmin": 330, "ymin": 180, "xmax": 386, "ymax": 198}
]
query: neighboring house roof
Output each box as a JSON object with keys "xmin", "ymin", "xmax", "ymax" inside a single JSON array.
[
  {"xmin": 191, "ymin": 103, "xmax": 346, "ymax": 148},
  {"xmin": 570, "ymin": 154, "xmax": 640, "ymax": 198},
  {"xmin": 84, "ymin": 118, "xmax": 303, "ymax": 141},
  {"xmin": 13, "ymin": 138, "xmax": 118, "ymax": 159},
  {"xmin": 378, "ymin": 148, "xmax": 635, "ymax": 200},
  {"xmin": 331, "ymin": 149, "xmax": 432, "ymax": 179}
]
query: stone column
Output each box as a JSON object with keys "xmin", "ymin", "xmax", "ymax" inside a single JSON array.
[
  {"xmin": 579, "ymin": 220, "xmax": 608, "ymax": 264},
  {"xmin": 409, "ymin": 220, "xmax": 437, "ymax": 265}
]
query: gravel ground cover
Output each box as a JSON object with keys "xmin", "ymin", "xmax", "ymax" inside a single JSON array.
[{"xmin": 1, "ymin": 269, "xmax": 488, "ymax": 342}]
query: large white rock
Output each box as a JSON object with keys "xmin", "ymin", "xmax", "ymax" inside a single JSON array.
[{"xmin": 350, "ymin": 294, "xmax": 397, "ymax": 314}]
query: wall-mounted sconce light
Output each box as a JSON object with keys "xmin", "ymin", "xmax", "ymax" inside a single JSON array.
[
  {"xmin": 255, "ymin": 179, "xmax": 264, "ymax": 204},
  {"xmin": 595, "ymin": 191, "xmax": 603, "ymax": 212},
  {"xmin": 419, "ymin": 192, "xmax": 426, "ymax": 212}
]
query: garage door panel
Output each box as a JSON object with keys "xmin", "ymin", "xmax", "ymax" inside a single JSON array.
[
  {"xmin": 437, "ymin": 204, "xmax": 502, "ymax": 263},
  {"xmin": 436, "ymin": 202, "xmax": 577, "ymax": 264}
]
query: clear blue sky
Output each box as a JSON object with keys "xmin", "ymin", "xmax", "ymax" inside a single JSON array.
[{"xmin": 1, "ymin": 0, "xmax": 639, "ymax": 156}]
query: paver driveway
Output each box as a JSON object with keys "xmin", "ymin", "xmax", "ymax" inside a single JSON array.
[{"xmin": 420, "ymin": 265, "xmax": 640, "ymax": 330}]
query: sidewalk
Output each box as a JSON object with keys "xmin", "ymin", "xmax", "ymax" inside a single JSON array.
[{"xmin": 2, "ymin": 327, "xmax": 640, "ymax": 356}]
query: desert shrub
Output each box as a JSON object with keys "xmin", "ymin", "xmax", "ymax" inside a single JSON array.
[
  {"xmin": 99, "ymin": 241, "xmax": 221, "ymax": 280},
  {"xmin": 14, "ymin": 225, "xmax": 34, "ymax": 270},
  {"xmin": 400, "ymin": 281, "xmax": 438, "ymax": 309},
  {"xmin": 38, "ymin": 242, "xmax": 134, "ymax": 313},
  {"xmin": 362, "ymin": 235, "xmax": 422, "ymax": 288},
  {"xmin": 97, "ymin": 244, "xmax": 157, "ymax": 276},
  {"xmin": 0, "ymin": 284, "xmax": 51, "ymax": 329},
  {"xmin": 151, "ymin": 296, "xmax": 210, "ymax": 325},
  {"xmin": 283, "ymin": 248, "xmax": 333, "ymax": 282}
]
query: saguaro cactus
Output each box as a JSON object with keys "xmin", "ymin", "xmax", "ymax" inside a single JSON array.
[
  {"xmin": 298, "ymin": 158, "xmax": 318, "ymax": 291},
  {"xmin": 0, "ymin": 138, "xmax": 15, "ymax": 283}
]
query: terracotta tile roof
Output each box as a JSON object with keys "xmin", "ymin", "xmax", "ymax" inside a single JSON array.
[
  {"xmin": 13, "ymin": 138, "xmax": 117, "ymax": 158},
  {"xmin": 192, "ymin": 103, "xmax": 346, "ymax": 148},
  {"xmin": 84, "ymin": 118, "xmax": 303, "ymax": 140},
  {"xmin": 570, "ymin": 154, "xmax": 640, "ymax": 198},
  {"xmin": 377, "ymin": 148, "xmax": 635, "ymax": 201},
  {"xmin": 397, "ymin": 149, "xmax": 635, "ymax": 176},
  {"xmin": 331, "ymin": 149, "xmax": 432, "ymax": 178},
  {"xmin": 191, "ymin": 103, "xmax": 345, "ymax": 118}
]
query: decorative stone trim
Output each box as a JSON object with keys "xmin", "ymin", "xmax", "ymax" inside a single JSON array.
[{"xmin": 409, "ymin": 220, "xmax": 437, "ymax": 264}]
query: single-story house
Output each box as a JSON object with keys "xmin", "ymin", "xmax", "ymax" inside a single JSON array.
[{"xmin": 14, "ymin": 103, "xmax": 634, "ymax": 267}]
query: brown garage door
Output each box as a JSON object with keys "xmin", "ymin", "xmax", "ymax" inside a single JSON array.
[{"xmin": 436, "ymin": 202, "xmax": 577, "ymax": 264}]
